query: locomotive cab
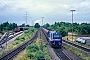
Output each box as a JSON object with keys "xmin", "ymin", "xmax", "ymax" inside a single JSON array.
[{"xmin": 48, "ymin": 31, "xmax": 62, "ymax": 48}]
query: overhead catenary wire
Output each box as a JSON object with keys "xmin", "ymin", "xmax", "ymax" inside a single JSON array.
[
  {"xmin": 4, "ymin": 0, "xmax": 31, "ymax": 19},
  {"xmin": 5, "ymin": 0, "xmax": 24, "ymax": 16},
  {"xmin": 0, "ymin": 0, "xmax": 27, "ymax": 24},
  {"xmin": 0, "ymin": 1, "xmax": 9, "ymax": 16},
  {"xmin": 0, "ymin": 0, "xmax": 32, "ymax": 25},
  {"xmin": 0, "ymin": 0, "xmax": 18, "ymax": 16}
]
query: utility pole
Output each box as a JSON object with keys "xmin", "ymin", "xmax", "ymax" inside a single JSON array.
[
  {"xmin": 70, "ymin": 10, "xmax": 76, "ymax": 42},
  {"xmin": 0, "ymin": 24, "xmax": 1, "ymax": 33},
  {"xmin": 41, "ymin": 17, "xmax": 44, "ymax": 27},
  {"xmin": 32, "ymin": 21, "xmax": 34, "ymax": 26},
  {"xmin": 24, "ymin": 11, "xmax": 28, "ymax": 27},
  {"xmin": 39, "ymin": 17, "xmax": 44, "ymax": 52}
]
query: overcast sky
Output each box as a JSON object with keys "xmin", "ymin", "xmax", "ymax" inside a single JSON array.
[{"xmin": 0, "ymin": 0, "xmax": 90, "ymax": 25}]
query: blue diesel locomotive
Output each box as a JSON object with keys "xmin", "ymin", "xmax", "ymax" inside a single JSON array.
[
  {"xmin": 43, "ymin": 28, "xmax": 62, "ymax": 48},
  {"xmin": 48, "ymin": 31, "xmax": 62, "ymax": 47}
]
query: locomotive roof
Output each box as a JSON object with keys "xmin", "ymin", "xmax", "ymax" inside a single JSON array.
[
  {"xmin": 49, "ymin": 31, "xmax": 60, "ymax": 34},
  {"xmin": 49, "ymin": 31, "xmax": 56, "ymax": 33}
]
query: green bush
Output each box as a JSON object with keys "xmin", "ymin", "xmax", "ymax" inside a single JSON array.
[
  {"xmin": 29, "ymin": 48, "xmax": 38, "ymax": 52},
  {"xmin": 12, "ymin": 41, "xmax": 19, "ymax": 45},
  {"xmin": 21, "ymin": 37, "xmax": 25, "ymax": 40},
  {"xmin": 24, "ymin": 27, "xmax": 36, "ymax": 34},
  {"xmin": 42, "ymin": 43, "xmax": 47, "ymax": 48},
  {"xmin": 35, "ymin": 51, "xmax": 45, "ymax": 60},
  {"xmin": 26, "ymin": 44, "xmax": 39, "ymax": 52},
  {"xmin": 16, "ymin": 38, "xmax": 20, "ymax": 40},
  {"xmin": 31, "ymin": 29, "xmax": 34, "ymax": 32},
  {"xmin": 27, "ymin": 53, "xmax": 34, "ymax": 59},
  {"xmin": 24, "ymin": 31, "xmax": 29, "ymax": 34},
  {"xmin": 45, "ymin": 55, "xmax": 51, "ymax": 60},
  {"xmin": 15, "ymin": 41, "xmax": 19, "ymax": 44}
]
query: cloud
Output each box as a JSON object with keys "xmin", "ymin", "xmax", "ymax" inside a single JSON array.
[
  {"xmin": 34, "ymin": 20, "xmax": 41, "ymax": 25},
  {"xmin": 80, "ymin": 1, "xmax": 90, "ymax": 7},
  {"xmin": 0, "ymin": 0, "xmax": 90, "ymax": 25}
]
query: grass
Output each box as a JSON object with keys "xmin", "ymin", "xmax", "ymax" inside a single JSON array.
[
  {"xmin": 0, "ymin": 27, "xmax": 37, "ymax": 57},
  {"xmin": 63, "ymin": 43, "xmax": 90, "ymax": 60},
  {"xmin": 15, "ymin": 34, "xmax": 51, "ymax": 60}
]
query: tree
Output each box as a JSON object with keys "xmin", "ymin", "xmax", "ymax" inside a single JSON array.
[
  {"xmin": 43, "ymin": 23, "xmax": 50, "ymax": 29},
  {"xmin": 34, "ymin": 23, "xmax": 40, "ymax": 28},
  {"xmin": 19, "ymin": 23, "xmax": 25, "ymax": 27},
  {"xmin": 26, "ymin": 25, "xmax": 30, "ymax": 27},
  {"xmin": 0, "ymin": 22, "xmax": 17, "ymax": 34},
  {"xmin": 43, "ymin": 22, "xmax": 90, "ymax": 36},
  {"xmin": 57, "ymin": 26, "xmax": 67, "ymax": 37},
  {"xmin": 3, "ymin": 21, "xmax": 9, "ymax": 27}
]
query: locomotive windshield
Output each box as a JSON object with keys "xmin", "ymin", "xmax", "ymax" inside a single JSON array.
[{"xmin": 53, "ymin": 34, "xmax": 61, "ymax": 39}]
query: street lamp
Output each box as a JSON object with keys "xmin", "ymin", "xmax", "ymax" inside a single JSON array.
[{"xmin": 70, "ymin": 10, "xmax": 76, "ymax": 42}]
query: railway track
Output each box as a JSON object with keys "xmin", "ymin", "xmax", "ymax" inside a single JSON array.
[
  {"xmin": 8, "ymin": 31, "xmax": 23, "ymax": 40},
  {"xmin": 63, "ymin": 40, "xmax": 90, "ymax": 53},
  {"xmin": 41, "ymin": 28, "xmax": 72, "ymax": 60},
  {"xmin": 0, "ymin": 30, "xmax": 38, "ymax": 60},
  {"xmin": 54, "ymin": 48, "xmax": 72, "ymax": 60},
  {"xmin": 42, "ymin": 28, "xmax": 90, "ymax": 53},
  {"xmin": 0, "ymin": 31, "xmax": 23, "ymax": 48}
]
